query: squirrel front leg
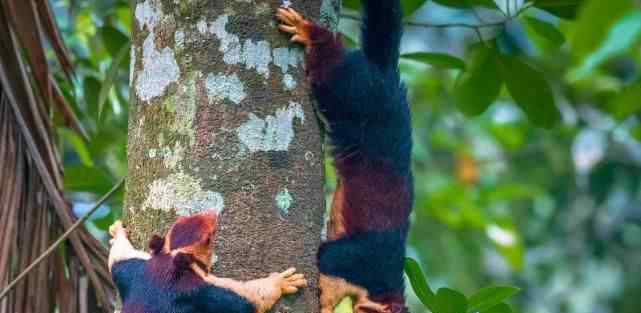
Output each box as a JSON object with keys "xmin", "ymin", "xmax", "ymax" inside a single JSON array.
[
  {"xmin": 193, "ymin": 265, "xmax": 307, "ymax": 313},
  {"xmin": 108, "ymin": 220, "xmax": 150, "ymax": 271}
]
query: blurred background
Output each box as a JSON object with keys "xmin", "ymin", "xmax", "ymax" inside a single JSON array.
[{"xmin": 42, "ymin": 0, "xmax": 641, "ymax": 312}]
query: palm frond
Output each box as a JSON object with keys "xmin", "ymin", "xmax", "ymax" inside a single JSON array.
[{"xmin": 0, "ymin": 1, "xmax": 114, "ymax": 312}]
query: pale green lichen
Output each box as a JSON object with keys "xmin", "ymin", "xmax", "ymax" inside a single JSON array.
[
  {"xmin": 142, "ymin": 172, "xmax": 225, "ymax": 216},
  {"xmin": 275, "ymin": 188, "xmax": 294, "ymax": 215},
  {"xmin": 163, "ymin": 141, "xmax": 185, "ymax": 169},
  {"xmin": 237, "ymin": 102, "xmax": 305, "ymax": 153},
  {"xmin": 171, "ymin": 72, "xmax": 199, "ymax": 146},
  {"xmin": 136, "ymin": 31, "xmax": 180, "ymax": 102},
  {"xmin": 206, "ymin": 73, "xmax": 247, "ymax": 105},
  {"xmin": 134, "ymin": 0, "xmax": 180, "ymax": 102}
]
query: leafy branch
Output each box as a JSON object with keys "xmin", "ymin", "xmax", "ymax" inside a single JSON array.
[{"xmin": 340, "ymin": 2, "xmax": 534, "ymax": 32}]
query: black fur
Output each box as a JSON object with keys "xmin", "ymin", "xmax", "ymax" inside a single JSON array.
[
  {"xmin": 111, "ymin": 258, "xmax": 255, "ymax": 313},
  {"xmin": 318, "ymin": 229, "xmax": 407, "ymax": 296},
  {"xmin": 309, "ymin": 0, "xmax": 413, "ymax": 304}
]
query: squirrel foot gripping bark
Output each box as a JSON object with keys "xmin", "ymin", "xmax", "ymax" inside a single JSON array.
[
  {"xmin": 276, "ymin": 7, "xmax": 312, "ymax": 46},
  {"xmin": 108, "ymin": 213, "xmax": 306, "ymax": 313}
]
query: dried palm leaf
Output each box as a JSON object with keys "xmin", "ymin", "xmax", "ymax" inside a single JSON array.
[{"xmin": 0, "ymin": 1, "xmax": 115, "ymax": 312}]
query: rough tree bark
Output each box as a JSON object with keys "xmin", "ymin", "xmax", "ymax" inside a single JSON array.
[{"xmin": 125, "ymin": 0, "xmax": 339, "ymax": 312}]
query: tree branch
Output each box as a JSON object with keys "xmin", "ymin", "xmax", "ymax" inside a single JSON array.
[{"xmin": 340, "ymin": 13, "xmax": 506, "ymax": 30}]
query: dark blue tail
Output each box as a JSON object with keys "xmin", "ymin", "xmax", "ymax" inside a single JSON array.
[{"xmin": 361, "ymin": 0, "xmax": 403, "ymax": 70}]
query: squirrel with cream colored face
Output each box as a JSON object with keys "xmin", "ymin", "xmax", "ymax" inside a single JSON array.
[{"xmin": 108, "ymin": 213, "xmax": 306, "ymax": 313}]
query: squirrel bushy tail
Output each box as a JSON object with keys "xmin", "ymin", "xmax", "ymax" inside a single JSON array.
[{"xmin": 362, "ymin": 0, "xmax": 403, "ymax": 71}]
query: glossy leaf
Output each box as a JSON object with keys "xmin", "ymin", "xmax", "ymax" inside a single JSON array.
[
  {"xmin": 607, "ymin": 81, "xmax": 641, "ymax": 120},
  {"xmin": 498, "ymin": 56, "xmax": 560, "ymax": 128},
  {"xmin": 534, "ymin": 0, "xmax": 584, "ymax": 19},
  {"xmin": 467, "ymin": 286, "xmax": 520, "ymax": 313},
  {"xmin": 522, "ymin": 16, "xmax": 565, "ymax": 49},
  {"xmin": 100, "ymin": 26, "xmax": 128, "ymax": 57},
  {"xmin": 98, "ymin": 44, "xmax": 129, "ymax": 119},
  {"xmin": 571, "ymin": 0, "xmax": 634, "ymax": 59},
  {"xmin": 64, "ymin": 165, "xmax": 113, "ymax": 194},
  {"xmin": 571, "ymin": 11, "xmax": 641, "ymax": 80},
  {"xmin": 342, "ymin": 0, "xmax": 428, "ymax": 16},
  {"xmin": 404, "ymin": 257, "xmax": 436, "ymax": 310},
  {"xmin": 343, "ymin": 0, "xmax": 359, "ymax": 10},
  {"xmin": 432, "ymin": 288, "xmax": 468, "ymax": 313},
  {"xmin": 402, "ymin": 0, "xmax": 429, "ymax": 16},
  {"xmin": 481, "ymin": 303, "xmax": 513, "ymax": 313},
  {"xmin": 60, "ymin": 129, "xmax": 94, "ymax": 167},
  {"xmin": 432, "ymin": 0, "xmax": 498, "ymax": 9},
  {"xmin": 402, "ymin": 52, "xmax": 466, "ymax": 70},
  {"xmin": 453, "ymin": 44, "xmax": 502, "ymax": 116}
]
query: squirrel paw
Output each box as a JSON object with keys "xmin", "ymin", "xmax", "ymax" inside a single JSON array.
[
  {"xmin": 109, "ymin": 220, "xmax": 127, "ymax": 245},
  {"xmin": 273, "ymin": 267, "xmax": 308, "ymax": 294},
  {"xmin": 276, "ymin": 7, "xmax": 311, "ymax": 46}
]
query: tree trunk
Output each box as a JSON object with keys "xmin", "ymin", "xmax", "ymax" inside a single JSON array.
[{"xmin": 125, "ymin": 0, "xmax": 339, "ymax": 312}]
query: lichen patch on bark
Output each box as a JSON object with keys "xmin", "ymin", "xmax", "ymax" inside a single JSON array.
[
  {"xmin": 205, "ymin": 73, "xmax": 247, "ymax": 105},
  {"xmin": 136, "ymin": 32, "xmax": 181, "ymax": 102},
  {"xmin": 142, "ymin": 172, "xmax": 225, "ymax": 216},
  {"xmin": 275, "ymin": 188, "xmax": 294, "ymax": 216},
  {"xmin": 135, "ymin": 0, "xmax": 162, "ymax": 30},
  {"xmin": 236, "ymin": 101, "xmax": 305, "ymax": 153}
]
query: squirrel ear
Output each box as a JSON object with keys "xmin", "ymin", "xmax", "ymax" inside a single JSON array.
[
  {"xmin": 173, "ymin": 252, "xmax": 195, "ymax": 272},
  {"xmin": 149, "ymin": 235, "xmax": 165, "ymax": 255}
]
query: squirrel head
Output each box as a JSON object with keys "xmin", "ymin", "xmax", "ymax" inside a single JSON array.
[{"xmin": 149, "ymin": 210, "xmax": 218, "ymax": 272}]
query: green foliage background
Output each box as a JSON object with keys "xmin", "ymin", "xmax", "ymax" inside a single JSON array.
[{"xmin": 51, "ymin": 0, "xmax": 641, "ymax": 312}]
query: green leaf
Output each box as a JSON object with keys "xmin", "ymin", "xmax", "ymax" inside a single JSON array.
[
  {"xmin": 432, "ymin": 288, "xmax": 468, "ymax": 313},
  {"xmin": 570, "ymin": 11, "xmax": 641, "ymax": 80},
  {"xmin": 402, "ymin": 52, "xmax": 466, "ymax": 70},
  {"xmin": 522, "ymin": 16, "xmax": 565, "ymax": 49},
  {"xmin": 480, "ymin": 303, "xmax": 513, "ymax": 313},
  {"xmin": 64, "ymin": 165, "xmax": 113, "ymax": 194},
  {"xmin": 453, "ymin": 44, "xmax": 502, "ymax": 116},
  {"xmin": 92, "ymin": 210, "xmax": 116, "ymax": 231},
  {"xmin": 467, "ymin": 286, "xmax": 520, "ymax": 313},
  {"xmin": 342, "ymin": 0, "xmax": 429, "ymax": 16},
  {"xmin": 571, "ymin": 0, "xmax": 635, "ymax": 59},
  {"xmin": 60, "ymin": 129, "xmax": 94, "ymax": 167},
  {"xmin": 333, "ymin": 297, "xmax": 354, "ymax": 313},
  {"xmin": 343, "ymin": 0, "xmax": 360, "ymax": 10},
  {"xmin": 83, "ymin": 76, "xmax": 101, "ymax": 117},
  {"xmin": 432, "ymin": 0, "xmax": 498, "ymax": 9},
  {"xmin": 534, "ymin": 0, "xmax": 585, "ymax": 19},
  {"xmin": 402, "ymin": 0, "xmax": 429, "ymax": 16},
  {"xmin": 498, "ymin": 56, "xmax": 560, "ymax": 128},
  {"xmin": 98, "ymin": 44, "xmax": 130, "ymax": 119},
  {"xmin": 607, "ymin": 81, "xmax": 641, "ymax": 120},
  {"xmin": 100, "ymin": 26, "xmax": 129, "ymax": 57},
  {"xmin": 404, "ymin": 257, "xmax": 436, "ymax": 310}
]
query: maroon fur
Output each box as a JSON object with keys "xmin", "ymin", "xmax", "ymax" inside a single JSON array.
[
  {"xmin": 304, "ymin": 23, "xmax": 345, "ymax": 84},
  {"xmin": 335, "ymin": 157, "xmax": 411, "ymax": 235},
  {"xmin": 168, "ymin": 212, "xmax": 217, "ymax": 250},
  {"xmin": 372, "ymin": 293, "xmax": 410, "ymax": 313}
]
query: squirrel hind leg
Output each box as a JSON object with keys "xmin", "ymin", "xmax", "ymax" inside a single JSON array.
[
  {"xmin": 276, "ymin": 7, "xmax": 312, "ymax": 46},
  {"xmin": 320, "ymin": 274, "xmax": 389, "ymax": 313}
]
